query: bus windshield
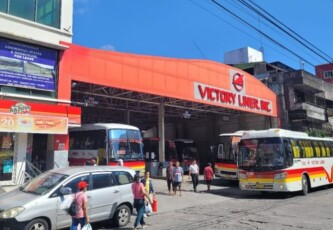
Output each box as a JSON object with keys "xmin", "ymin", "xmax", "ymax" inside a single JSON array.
[
  {"xmin": 238, "ymin": 137, "xmax": 289, "ymax": 171},
  {"xmin": 108, "ymin": 129, "xmax": 143, "ymax": 161},
  {"xmin": 216, "ymin": 136, "xmax": 240, "ymax": 163}
]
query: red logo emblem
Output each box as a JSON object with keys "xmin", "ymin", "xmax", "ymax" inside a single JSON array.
[{"xmin": 232, "ymin": 73, "xmax": 244, "ymax": 92}]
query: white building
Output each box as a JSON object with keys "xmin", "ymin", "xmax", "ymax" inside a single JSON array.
[{"xmin": 224, "ymin": 47, "xmax": 264, "ymax": 65}]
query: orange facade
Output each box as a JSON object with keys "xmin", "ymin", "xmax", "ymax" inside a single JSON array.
[{"xmin": 59, "ymin": 42, "xmax": 277, "ymax": 117}]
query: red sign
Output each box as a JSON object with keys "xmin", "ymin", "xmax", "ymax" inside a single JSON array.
[
  {"xmin": 54, "ymin": 135, "xmax": 69, "ymax": 151},
  {"xmin": 232, "ymin": 73, "xmax": 244, "ymax": 92}
]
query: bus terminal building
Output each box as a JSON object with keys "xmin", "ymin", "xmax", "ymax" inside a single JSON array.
[{"xmin": 7, "ymin": 0, "xmax": 332, "ymax": 186}]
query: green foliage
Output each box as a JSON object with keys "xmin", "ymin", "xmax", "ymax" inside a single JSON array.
[{"xmin": 306, "ymin": 129, "xmax": 330, "ymax": 137}]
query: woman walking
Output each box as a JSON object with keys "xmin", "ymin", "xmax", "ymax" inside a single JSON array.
[{"xmin": 132, "ymin": 174, "xmax": 149, "ymax": 230}]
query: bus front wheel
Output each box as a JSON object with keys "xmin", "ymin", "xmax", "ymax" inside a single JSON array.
[{"xmin": 301, "ymin": 174, "xmax": 309, "ymax": 196}]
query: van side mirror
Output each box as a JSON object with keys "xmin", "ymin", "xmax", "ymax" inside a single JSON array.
[{"xmin": 60, "ymin": 187, "xmax": 72, "ymax": 195}]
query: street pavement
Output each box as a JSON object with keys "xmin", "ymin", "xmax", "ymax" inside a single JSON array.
[{"xmin": 2, "ymin": 176, "xmax": 333, "ymax": 229}]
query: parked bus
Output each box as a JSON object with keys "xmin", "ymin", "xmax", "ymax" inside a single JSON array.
[
  {"xmin": 173, "ymin": 139, "xmax": 199, "ymax": 172},
  {"xmin": 69, "ymin": 123, "xmax": 145, "ymax": 174},
  {"xmin": 143, "ymin": 138, "xmax": 178, "ymax": 163},
  {"xmin": 215, "ymin": 131, "xmax": 245, "ymax": 180},
  {"xmin": 238, "ymin": 128, "xmax": 333, "ymax": 195}
]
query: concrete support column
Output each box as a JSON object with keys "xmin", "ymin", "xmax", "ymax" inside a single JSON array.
[
  {"xmin": 158, "ymin": 104, "xmax": 165, "ymax": 164},
  {"xmin": 13, "ymin": 133, "xmax": 28, "ymax": 185},
  {"xmin": 46, "ymin": 135, "xmax": 55, "ymax": 170},
  {"xmin": 125, "ymin": 110, "xmax": 130, "ymax": 125}
]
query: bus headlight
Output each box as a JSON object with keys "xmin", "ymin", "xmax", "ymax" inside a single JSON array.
[
  {"xmin": 239, "ymin": 172, "xmax": 247, "ymax": 179},
  {"xmin": 274, "ymin": 172, "xmax": 288, "ymax": 179},
  {"xmin": 0, "ymin": 207, "xmax": 25, "ymax": 218}
]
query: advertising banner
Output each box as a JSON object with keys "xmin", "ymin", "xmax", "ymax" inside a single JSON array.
[
  {"xmin": 0, "ymin": 38, "xmax": 58, "ymax": 91},
  {"xmin": 0, "ymin": 113, "xmax": 68, "ymax": 134}
]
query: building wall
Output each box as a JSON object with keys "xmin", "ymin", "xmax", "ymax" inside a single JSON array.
[
  {"xmin": 0, "ymin": 1, "xmax": 73, "ymax": 49},
  {"xmin": 315, "ymin": 63, "xmax": 333, "ymax": 84}
]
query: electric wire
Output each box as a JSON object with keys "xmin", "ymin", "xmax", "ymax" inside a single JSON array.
[
  {"xmin": 238, "ymin": 0, "xmax": 333, "ymax": 63},
  {"xmin": 209, "ymin": 0, "xmax": 316, "ymax": 67}
]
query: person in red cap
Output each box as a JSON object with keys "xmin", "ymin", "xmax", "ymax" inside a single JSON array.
[{"xmin": 70, "ymin": 181, "xmax": 90, "ymax": 230}]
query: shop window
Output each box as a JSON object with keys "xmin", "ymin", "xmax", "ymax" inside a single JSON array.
[
  {"xmin": 4, "ymin": 0, "xmax": 61, "ymax": 29},
  {"xmin": 0, "ymin": 0, "xmax": 8, "ymax": 12},
  {"xmin": 0, "ymin": 133, "xmax": 15, "ymax": 181},
  {"xmin": 9, "ymin": 0, "xmax": 36, "ymax": 21},
  {"xmin": 37, "ymin": 0, "xmax": 61, "ymax": 28}
]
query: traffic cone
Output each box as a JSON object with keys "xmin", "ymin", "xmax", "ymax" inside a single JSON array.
[{"xmin": 152, "ymin": 198, "xmax": 157, "ymax": 212}]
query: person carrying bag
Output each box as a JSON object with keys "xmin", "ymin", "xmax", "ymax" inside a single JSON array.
[{"xmin": 132, "ymin": 174, "xmax": 149, "ymax": 230}]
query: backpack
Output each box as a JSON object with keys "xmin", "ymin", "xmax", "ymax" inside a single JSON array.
[{"xmin": 68, "ymin": 193, "xmax": 81, "ymax": 216}]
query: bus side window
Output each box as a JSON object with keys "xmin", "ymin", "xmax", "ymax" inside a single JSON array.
[
  {"xmin": 319, "ymin": 142, "xmax": 326, "ymax": 157},
  {"xmin": 296, "ymin": 140, "xmax": 304, "ymax": 158},
  {"xmin": 312, "ymin": 141, "xmax": 321, "ymax": 157},
  {"xmin": 283, "ymin": 139, "xmax": 293, "ymax": 166},
  {"xmin": 324, "ymin": 142, "xmax": 331, "ymax": 157},
  {"xmin": 290, "ymin": 139, "xmax": 300, "ymax": 158}
]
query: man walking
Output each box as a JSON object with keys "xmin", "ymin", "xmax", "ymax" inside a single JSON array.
[
  {"xmin": 172, "ymin": 161, "xmax": 184, "ymax": 196},
  {"xmin": 189, "ymin": 160, "xmax": 199, "ymax": 192},
  {"xmin": 204, "ymin": 163, "xmax": 214, "ymax": 191}
]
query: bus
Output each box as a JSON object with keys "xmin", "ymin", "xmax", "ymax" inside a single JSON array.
[
  {"xmin": 214, "ymin": 131, "xmax": 245, "ymax": 180},
  {"xmin": 173, "ymin": 139, "xmax": 199, "ymax": 173},
  {"xmin": 142, "ymin": 138, "xmax": 178, "ymax": 163},
  {"xmin": 238, "ymin": 128, "xmax": 333, "ymax": 195},
  {"xmin": 69, "ymin": 123, "xmax": 145, "ymax": 174}
]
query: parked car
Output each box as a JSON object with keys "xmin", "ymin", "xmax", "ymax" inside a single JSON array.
[{"xmin": 0, "ymin": 166, "xmax": 135, "ymax": 230}]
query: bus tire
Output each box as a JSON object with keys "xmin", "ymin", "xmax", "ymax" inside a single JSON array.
[{"xmin": 301, "ymin": 174, "xmax": 309, "ymax": 196}]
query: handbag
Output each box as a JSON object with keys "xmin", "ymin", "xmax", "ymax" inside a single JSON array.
[
  {"xmin": 81, "ymin": 223, "xmax": 93, "ymax": 230},
  {"xmin": 145, "ymin": 201, "xmax": 152, "ymax": 213}
]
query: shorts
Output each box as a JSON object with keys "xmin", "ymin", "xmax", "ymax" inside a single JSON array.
[{"xmin": 173, "ymin": 182, "xmax": 181, "ymax": 190}]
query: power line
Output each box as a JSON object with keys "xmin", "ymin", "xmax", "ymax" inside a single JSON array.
[
  {"xmin": 188, "ymin": 0, "xmax": 306, "ymax": 66},
  {"xmin": 210, "ymin": 0, "xmax": 316, "ymax": 67},
  {"xmin": 239, "ymin": 0, "xmax": 333, "ymax": 63}
]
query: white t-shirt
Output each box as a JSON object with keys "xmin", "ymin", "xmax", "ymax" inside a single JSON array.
[{"xmin": 189, "ymin": 164, "xmax": 199, "ymax": 174}]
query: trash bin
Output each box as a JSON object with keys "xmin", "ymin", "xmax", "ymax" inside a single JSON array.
[
  {"xmin": 157, "ymin": 162, "xmax": 166, "ymax": 177},
  {"xmin": 146, "ymin": 161, "xmax": 159, "ymax": 177}
]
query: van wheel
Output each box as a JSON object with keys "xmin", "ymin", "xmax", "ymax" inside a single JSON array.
[
  {"xmin": 301, "ymin": 174, "xmax": 309, "ymax": 196},
  {"xmin": 24, "ymin": 218, "xmax": 49, "ymax": 230},
  {"xmin": 113, "ymin": 205, "xmax": 131, "ymax": 227}
]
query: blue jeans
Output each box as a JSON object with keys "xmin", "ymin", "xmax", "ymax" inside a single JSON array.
[
  {"xmin": 134, "ymin": 199, "xmax": 145, "ymax": 228},
  {"xmin": 71, "ymin": 217, "xmax": 86, "ymax": 230}
]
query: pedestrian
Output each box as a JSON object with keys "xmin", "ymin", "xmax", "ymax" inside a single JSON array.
[
  {"xmin": 189, "ymin": 159, "xmax": 199, "ymax": 192},
  {"xmin": 117, "ymin": 158, "xmax": 123, "ymax": 166},
  {"xmin": 91, "ymin": 157, "xmax": 97, "ymax": 166},
  {"xmin": 204, "ymin": 163, "xmax": 214, "ymax": 191},
  {"xmin": 132, "ymin": 174, "xmax": 149, "ymax": 230},
  {"xmin": 141, "ymin": 171, "xmax": 156, "ymax": 216},
  {"xmin": 70, "ymin": 181, "xmax": 90, "ymax": 230},
  {"xmin": 166, "ymin": 161, "xmax": 174, "ymax": 194},
  {"xmin": 172, "ymin": 161, "xmax": 184, "ymax": 196}
]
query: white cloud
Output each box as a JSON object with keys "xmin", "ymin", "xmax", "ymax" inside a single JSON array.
[{"xmin": 100, "ymin": 44, "xmax": 116, "ymax": 51}]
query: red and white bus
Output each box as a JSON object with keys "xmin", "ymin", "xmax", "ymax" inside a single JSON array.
[
  {"xmin": 214, "ymin": 131, "xmax": 245, "ymax": 180},
  {"xmin": 238, "ymin": 128, "xmax": 333, "ymax": 195},
  {"xmin": 142, "ymin": 138, "xmax": 178, "ymax": 164},
  {"xmin": 173, "ymin": 139, "xmax": 199, "ymax": 172},
  {"xmin": 69, "ymin": 123, "xmax": 145, "ymax": 175}
]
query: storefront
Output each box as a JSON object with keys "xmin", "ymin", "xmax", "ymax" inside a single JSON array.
[{"xmin": 0, "ymin": 99, "xmax": 80, "ymax": 185}]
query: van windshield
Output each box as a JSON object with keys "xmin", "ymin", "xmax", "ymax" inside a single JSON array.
[{"xmin": 21, "ymin": 171, "xmax": 68, "ymax": 195}]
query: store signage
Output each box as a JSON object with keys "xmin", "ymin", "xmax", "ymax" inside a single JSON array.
[
  {"xmin": 0, "ymin": 38, "xmax": 57, "ymax": 91},
  {"xmin": 194, "ymin": 82, "xmax": 272, "ymax": 113},
  {"xmin": 10, "ymin": 102, "xmax": 31, "ymax": 114},
  {"xmin": 193, "ymin": 69, "xmax": 272, "ymax": 114},
  {"xmin": 0, "ymin": 113, "xmax": 68, "ymax": 134}
]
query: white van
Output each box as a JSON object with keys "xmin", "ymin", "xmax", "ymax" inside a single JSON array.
[{"xmin": 0, "ymin": 166, "xmax": 135, "ymax": 230}]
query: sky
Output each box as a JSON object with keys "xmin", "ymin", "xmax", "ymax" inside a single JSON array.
[{"xmin": 72, "ymin": 0, "xmax": 333, "ymax": 75}]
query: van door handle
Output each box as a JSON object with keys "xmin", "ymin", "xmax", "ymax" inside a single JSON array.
[{"xmin": 114, "ymin": 190, "xmax": 119, "ymax": 193}]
